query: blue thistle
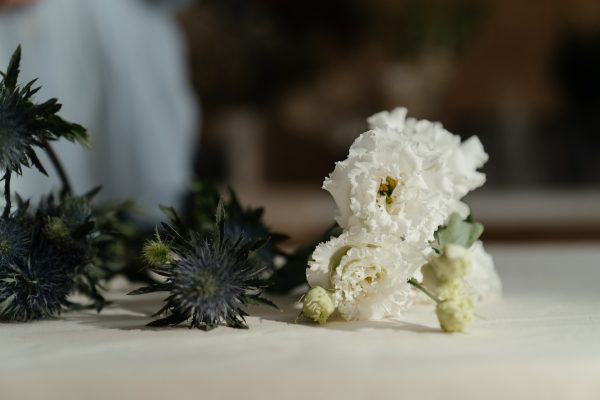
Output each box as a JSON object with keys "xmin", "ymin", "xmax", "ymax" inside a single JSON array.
[
  {"xmin": 185, "ymin": 183, "xmax": 287, "ymax": 273},
  {"xmin": 0, "ymin": 46, "xmax": 88, "ymax": 176},
  {"xmin": 130, "ymin": 204, "xmax": 277, "ymax": 330},
  {"xmin": 0, "ymin": 215, "xmax": 31, "ymax": 266},
  {"xmin": 0, "ymin": 47, "xmax": 112, "ymax": 322},
  {"xmin": 35, "ymin": 190, "xmax": 107, "ymax": 311},
  {"xmin": 0, "ymin": 236, "xmax": 72, "ymax": 321}
]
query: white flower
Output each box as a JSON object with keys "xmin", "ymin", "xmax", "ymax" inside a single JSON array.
[
  {"xmin": 368, "ymin": 107, "xmax": 488, "ymax": 199},
  {"xmin": 323, "ymin": 108, "xmax": 488, "ymax": 243},
  {"xmin": 307, "ymin": 230, "xmax": 424, "ymax": 321},
  {"xmin": 465, "ymin": 241, "xmax": 502, "ymax": 303},
  {"xmin": 324, "ymin": 130, "xmax": 454, "ymax": 243}
]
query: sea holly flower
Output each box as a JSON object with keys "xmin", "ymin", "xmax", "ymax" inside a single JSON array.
[
  {"xmin": 0, "ymin": 214, "xmax": 31, "ymax": 265},
  {"xmin": 0, "ymin": 245, "xmax": 72, "ymax": 322},
  {"xmin": 0, "ymin": 47, "xmax": 133, "ymax": 322},
  {"xmin": 307, "ymin": 230, "xmax": 425, "ymax": 321},
  {"xmin": 0, "ymin": 46, "xmax": 88, "ymax": 176},
  {"xmin": 129, "ymin": 204, "xmax": 278, "ymax": 330},
  {"xmin": 184, "ymin": 183, "xmax": 288, "ymax": 274}
]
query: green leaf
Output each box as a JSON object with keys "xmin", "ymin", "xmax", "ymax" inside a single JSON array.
[{"xmin": 435, "ymin": 212, "xmax": 483, "ymax": 249}]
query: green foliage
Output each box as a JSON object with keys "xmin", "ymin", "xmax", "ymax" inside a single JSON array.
[{"xmin": 434, "ymin": 212, "xmax": 483, "ymax": 250}]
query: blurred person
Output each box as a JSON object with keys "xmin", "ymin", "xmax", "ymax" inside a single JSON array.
[{"xmin": 0, "ymin": 0, "xmax": 198, "ymax": 221}]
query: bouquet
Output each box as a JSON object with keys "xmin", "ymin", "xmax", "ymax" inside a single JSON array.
[{"xmin": 301, "ymin": 108, "xmax": 502, "ymax": 332}]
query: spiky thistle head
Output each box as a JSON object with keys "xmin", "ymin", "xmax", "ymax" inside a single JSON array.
[
  {"xmin": 0, "ymin": 215, "xmax": 31, "ymax": 266},
  {"xmin": 0, "ymin": 46, "xmax": 88, "ymax": 175},
  {"xmin": 184, "ymin": 183, "xmax": 287, "ymax": 271},
  {"xmin": 35, "ymin": 192, "xmax": 96, "ymax": 267},
  {"xmin": 34, "ymin": 190, "xmax": 107, "ymax": 312},
  {"xmin": 0, "ymin": 238, "xmax": 72, "ymax": 321},
  {"xmin": 130, "ymin": 204, "xmax": 278, "ymax": 330}
]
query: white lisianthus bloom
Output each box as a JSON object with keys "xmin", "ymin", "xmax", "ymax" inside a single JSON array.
[
  {"xmin": 368, "ymin": 107, "xmax": 489, "ymax": 199},
  {"xmin": 465, "ymin": 241, "xmax": 502, "ymax": 303},
  {"xmin": 324, "ymin": 108, "xmax": 488, "ymax": 243},
  {"xmin": 324, "ymin": 130, "xmax": 454, "ymax": 243},
  {"xmin": 306, "ymin": 230, "xmax": 425, "ymax": 321}
]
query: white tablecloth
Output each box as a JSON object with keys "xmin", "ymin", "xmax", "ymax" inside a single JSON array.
[{"xmin": 1, "ymin": 244, "xmax": 600, "ymax": 400}]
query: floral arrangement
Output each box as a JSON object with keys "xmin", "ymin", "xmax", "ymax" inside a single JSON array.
[
  {"xmin": 0, "ymin": 47, "xmax": 120, "ymax": 321},
  {"xmin": 0, "ymin": 46, "xmax": 501, "ymax": 334},
  {"xmin": 0, "ymin": 47, "xmax": 279, "ymax": 329},
  {"xmin": 129, "ymin": 203, "xmax": 277, "ymax": 331},
  {"xmin": 301, "ymin": 108, "xmax": 501, "ymax": 332}
]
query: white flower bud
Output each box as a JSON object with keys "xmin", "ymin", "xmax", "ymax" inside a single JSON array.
[
  {"xmin": 430, "ymin": 244, "xmax": 471, "ymax": 281},
  {"xmin": 435, "ymin": 296, "xmax": 474, "ymax": 333},
  {"xmin": 303, "ymin": 287, "xmax": 336, "ymax": 324}
]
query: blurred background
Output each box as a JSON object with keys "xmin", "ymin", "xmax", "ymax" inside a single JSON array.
[{"xmin": 2, "ymin": 0, "xmax": 600, "ymax": 245}]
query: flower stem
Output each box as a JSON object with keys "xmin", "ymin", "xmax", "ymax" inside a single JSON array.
[
  {"xmin": 3, "ymin": 171, "xmax": 11, "ymax": 218},
  {"xmin": 408, "ymin": 278, "xmax": 441, "ymax": 304},
  {"xmin": 43, "ymin": 140, "xmax": 72, "ymax": 195}
]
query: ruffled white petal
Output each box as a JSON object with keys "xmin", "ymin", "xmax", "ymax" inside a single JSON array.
[{"xmin": 465, "ymin": 241, "xmax": 502, "ymax": 303}]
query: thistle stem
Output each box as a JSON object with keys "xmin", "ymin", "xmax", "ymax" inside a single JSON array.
[
  {"xmin": 408, "ymin": 278, "xmax": 441, "ymax": 304},
  {"xmin": 3, "ymin": 171, "xmax": 11, "ymax": 218},
  {"xmin": 43, "ymin": 140, "xmax": 72, "ymax": 195}
]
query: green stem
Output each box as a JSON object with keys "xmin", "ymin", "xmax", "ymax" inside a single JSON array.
[
  {"xmin": 43, "ymin": 140, "xmax": 72, "ymax": 195},
  {"xmin": 3, "ymin": 171, "xmax": 11, "ymax": 218},
  {"xmin": 408, "ymin": 278, "xmax": 441, "ymax": 304}
]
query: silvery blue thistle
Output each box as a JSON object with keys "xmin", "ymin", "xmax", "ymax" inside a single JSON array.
[{"xmin": 130, "ymin": 204, "xmax": 278, "ymax": 330}]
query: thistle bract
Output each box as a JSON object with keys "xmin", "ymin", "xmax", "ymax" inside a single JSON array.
[
  {"xmin": 0, "ymin": 216, "xmax": 31, "ymax": 266},
  {"xmin": 0, "ymin": 46, "xmax": 88, "ymax": 175},
  {"xmin": 130, "ymin": 205, "xmax": 277, "ymax": 330},
  {"xmin": 0, "ymin": 241, "xmax": 72, "ymax": 321}
]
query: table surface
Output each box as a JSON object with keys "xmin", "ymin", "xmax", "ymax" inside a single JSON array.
[{"xmin": 1, "ymin": 244, "xmax": 600, "ymax": 400}]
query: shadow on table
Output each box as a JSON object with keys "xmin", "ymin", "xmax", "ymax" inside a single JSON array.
[
  {"xmin": 69, "ymin": 293, "xmax": 441, "ymax": 334},
  {"xmin": 66, "ymin": 293, "xmax": 172, "ymax": 331}
]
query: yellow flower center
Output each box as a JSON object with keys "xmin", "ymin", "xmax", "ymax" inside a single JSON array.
[{"xmin": 378, "ymin": 176, "xmax": 398, "ymax": 205}]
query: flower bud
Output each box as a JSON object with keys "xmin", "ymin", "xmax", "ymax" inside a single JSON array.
[
  {"xmin": 45, "ymin": 217, "xmax": 70, "ymax": 242},
  {"xmin": 303, "ymin": 286, "xmax": 335, "ymax": 324},
  {"xmin": 430, "ymin": 244, "xmax": 471, "ymax": 281},
  {"xmin": 142, "ymin": 238, "xmax": 172, "ymax": 265},
  {"xmin": 435, "ymin": 296, "xmax": 474, "ymax": 333}
]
